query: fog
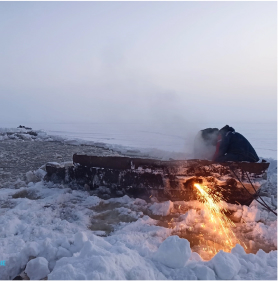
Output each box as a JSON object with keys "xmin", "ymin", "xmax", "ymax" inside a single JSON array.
[{"xmin": 0, "ymin": 1, "xmax": 276, "ymax": 129}]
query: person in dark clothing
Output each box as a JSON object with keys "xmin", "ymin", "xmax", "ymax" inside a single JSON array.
[{"xmin": 212, "ymin": 125, "xmax": 259, "ymax": 163}]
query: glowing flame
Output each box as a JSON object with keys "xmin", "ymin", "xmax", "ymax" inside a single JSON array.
[{"xmin": 194, "ymin": 183, "xmax": 246, "ymax": 253}]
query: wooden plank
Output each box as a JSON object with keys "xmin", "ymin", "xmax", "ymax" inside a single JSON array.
[{"xmin": 73, "ymin": 154, "xmax": 269, "ymax": 175}]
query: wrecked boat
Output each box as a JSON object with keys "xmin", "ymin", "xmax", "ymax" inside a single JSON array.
[{"xmin": 44, "ymin": 154, "xmax": 269, "ymax": 206}]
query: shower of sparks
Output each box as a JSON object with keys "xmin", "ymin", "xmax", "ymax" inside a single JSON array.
[{"xmin": 193, "ymin": 183, "xmax": 247, "ymax": 253}]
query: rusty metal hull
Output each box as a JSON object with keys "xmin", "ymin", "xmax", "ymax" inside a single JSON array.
[{"xmin": 45, "ymin": 154, "xmax": 269, "ymax": 206}]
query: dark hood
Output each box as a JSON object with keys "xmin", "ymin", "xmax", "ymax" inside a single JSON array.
[{"xmin": 219, "ymin": 125, "xmax": 235, "ymax": 134}]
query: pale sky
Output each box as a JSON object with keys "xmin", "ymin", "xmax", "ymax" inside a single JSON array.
[{"xmin": 0, "ymin": 1, "xmax": 277, "ymax": 125}]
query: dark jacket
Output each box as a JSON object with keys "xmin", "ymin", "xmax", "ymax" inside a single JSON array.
[{"xmin": 213, "ymin": 126, "xmax": 259, "ymax": 162}]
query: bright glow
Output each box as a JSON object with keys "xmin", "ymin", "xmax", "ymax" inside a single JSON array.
[{"xmin": 194, "ymin": 183, "xmax": 246, "ymax": 254}]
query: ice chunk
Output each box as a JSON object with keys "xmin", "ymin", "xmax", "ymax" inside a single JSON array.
[
  {"xmin": 180, "ymin": 209, "xmax": 197, "ymax": 225},
  {"xmin": 253, "ymin": 221, "xmax": 277, "ymax": 246},
  {"xmin": 192, "ymin": 264, "xmax": 216, "ymax": 280},
  {"xmin": 149, "ymin": 200, "xmax": 173, "ymax": 216},
  {"xmin": 2, "ymin": 255, "xmax": 25, "ymax": 280},
  {"xmin": 79, "ymin": 241, "xmax": 109, "ymax": 258},
  {"xmin": 231, "ymin": 244, "xmax": 246, "ymax": 257},
  {"xmin": 133, "ymin": 198, "xmax": 147, "ymax": 205},
  {"xmin": 56, "ymin": 247, "xmax": 72, "ymax": 259},
  {"xmin": 34, "ymin": 168, "xmax": 47, "ymax": 180},
  {"xmin": 190, "ymin": 252, "xmax": 203, "ymax": 261},
  {"xmin": 21, "ymin": 133, "xmax": 32, "ymax": 140},
  {"xmin": 40, "ymin": 239, "xmax": 58, "ymax": 262},
  {"xmin": 60, "ymin": 240, "xmax": 71, "ymax": 251},
  {"xmin": 229, "ymin": 209, "xmax": 242, "ymax": 223},
  {"xmin": 153, "ymin": 235, "xmax": 191, "ymax": 268},
  {"xmin": 25, "ymin": 257, "xmax": 50, "ymax": 280},
  {"xmin": 25, "ymin": 171, "xmax": 39, "ymax": 183},
  {"xmin": 208, "ymin": 250, "xmax": 240, "ymax": 279},
  {"xmin": 271, "ymin": 195, "xmax": 277, "ymax": 208},
  {"xmin": 259, "ymin": 210, "xmax": 269, "ymax": 223},
  {"xmin": 127, "ymin": 265, "xmax": 155, "ymax": 280},
  {"xmin": 83, "ymin": 195, "xmax": 102, "ymax": 207},
  {"xmin": 256, "ymin": 248, "xmax": 267, "ymax": 261},
  {"xmin": 109, "ymin": 195, "xmax": 132, "ymax": 204},
  {"xmin": 242, "ymin": 205, "xmax": 260, "ymax": 222},
  {"xmin": 37, "ymin": 131, "xmax": 48, "ymax": 139},
  {"xmin": 48, "ymin": 263, "xmax": 86, "ymax": 280},
  {"xmin": 21, "ymin": 242, "xmax": 40, "ymax": 266},
  {"xmin": 266, "ymin": 250, "xmax": 277, "ymax": 267},
  {"xmin": 70, "ymin": 232, "xmax": 88, "ymax": 253},
  {"xmin": 14, "ymin": 179, "xmax": 27, "ymax": 189}
]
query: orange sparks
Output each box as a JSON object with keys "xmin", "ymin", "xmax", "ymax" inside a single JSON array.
[{"xmin": 193, "ymin": 183, "xmax": 243, "ymax": 253}]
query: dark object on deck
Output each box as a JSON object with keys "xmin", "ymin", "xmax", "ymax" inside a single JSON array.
[{"xmin": 45, "ymin": 154, "xmax": 269, "ymax": 206}]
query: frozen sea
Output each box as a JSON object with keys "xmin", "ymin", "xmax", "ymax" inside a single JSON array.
[{"xmin": 1, "ymin": 121, "xmax": 277, "ymax": 159}]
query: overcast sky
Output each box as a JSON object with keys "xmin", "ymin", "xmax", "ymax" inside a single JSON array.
[{"xmin": 0, "ymin": 1, "xmax": 276, "ymax": 125}]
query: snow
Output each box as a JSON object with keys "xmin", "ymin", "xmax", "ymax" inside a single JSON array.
[
  {"xmin": 70, "ymin": 232, "xmax": 89, "ymax": 253},
  {"xmin": 208, "ymin": 250, "xmax": 241, "ymax": 279},
  {"xmin": 25, "ymin": 170, "xmax": 40, "ymax": 183},
  {"xmin": 242, "ymin": 205, "xmax": 261, "ymax": 222},
  {"xmin": 153, "ymin": 235, "xmax": 191, "ymax": 268},
  {"xmin": 56, "ymin": 246, "xmax": 72, "ymax": 259},
  {"xmin": 48, "ymin": 238, "xmax": 165, "ymax": 280},
  {"xmin": 0, "ymin": 178, "xmax": 276, "ymax": 280},
  {"xmin": 0, "ymin": 127, "xmax": 276, "ymax": 280},
  {"xmin": 231, "ymin": 244, "xmax": 277, "ymax": 279},
  {"xmin": 25, "ymin": 257, "xmax": 50, "ymax": 280},
  {"xmin": 149, "ymin": 200, "xmax": 174, "ymax": 216},
  {"xmin": 191, "ymin": 264, "xmax": 216, "ymax": 280}
]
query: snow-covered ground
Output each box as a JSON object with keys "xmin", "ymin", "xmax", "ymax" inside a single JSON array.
[{"xmin": 0, "ymin": 127, "xmax": 277, "ymax": 280}]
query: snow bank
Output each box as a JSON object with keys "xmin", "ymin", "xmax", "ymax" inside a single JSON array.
[
  {"xmin": 48, "ymin": 236, "xmax": 165, "ymax": 280},
  {"xmin": 0, "ymin": 178, "xmax": 276, "ymax": 280}
]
